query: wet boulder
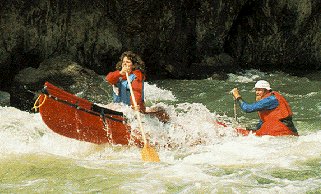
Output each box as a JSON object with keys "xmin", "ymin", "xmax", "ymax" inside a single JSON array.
[
  {"xmin": 0, "ymin": 91, "xmax": 10, "ymax": 107},
  {"xmin": 11, "ymin": 55, "xmax": 113, "ymax": 111}
]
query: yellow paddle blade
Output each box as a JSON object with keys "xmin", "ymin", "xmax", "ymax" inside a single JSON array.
[{"xmin": 141, "ymin": 144, "xmax": 160, "ymax": 162}]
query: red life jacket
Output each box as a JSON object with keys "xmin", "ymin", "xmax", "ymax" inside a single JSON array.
[{"xmin": 255, "ymin": 91, "xmax": 298, "ymax": 136}]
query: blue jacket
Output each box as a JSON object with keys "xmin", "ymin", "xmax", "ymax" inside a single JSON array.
[
  {"xmin": 238, "ymin": 95, "xmax": 279, "ymax": 130},
  {"xmin": 112, "ymin": 74, "xmax": 144, "ymax": 105}
]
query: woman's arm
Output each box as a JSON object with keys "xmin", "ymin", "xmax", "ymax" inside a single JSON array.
[
  {"xmin": 130, "ymin": 70, "xmax": 145, "ymax": 112},
  {"xmin": 106, "ymin": 70, "xmax": 121, "ymax": 85}
]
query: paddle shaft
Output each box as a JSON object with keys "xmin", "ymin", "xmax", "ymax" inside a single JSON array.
[
  {"xmin": 233, "ymin": 99, "xmax": 238, "ymax": 123},
  {"xmin": 125, "ymin": 73, "xmax": 148, "ymax": 145}
]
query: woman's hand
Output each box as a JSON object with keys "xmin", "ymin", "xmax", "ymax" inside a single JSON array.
[{"xmin": 120, "ymin": 65, "xmax": 131, "ymax": 75}]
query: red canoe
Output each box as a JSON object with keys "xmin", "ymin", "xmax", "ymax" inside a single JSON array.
[
  {"xmin": 36, "ymin": 82, "xmax": 142, "ymax": 146},
  {"xmin": 215, "ymin": 121, "xmax": 250, "ymax": 136},
  {"xmin": 216, "ymin": 121, "xmax": 298, "ymax": 137}
]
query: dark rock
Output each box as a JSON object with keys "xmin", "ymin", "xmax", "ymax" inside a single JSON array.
[
  {"xmin": 0, "ymin": 91, "xmax": 10, "ymax": 107},
  {"xmin": 225, "ymin": 0, "xmax": 321, "ymax": 71},
  {"xmin": 11, "ymin": 55, "xmax": 113, "ymax": 111},
  {"xmin": 0, "ymin": 0, "xmax": 320, "ymax": 106}
]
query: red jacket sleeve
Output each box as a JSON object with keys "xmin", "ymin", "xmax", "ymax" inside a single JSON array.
[
  {"xmin": 106, "ymin": 70, "xmax": 121, "ymax": 85},
  {"xmin": 130, "ymin": 70, "xmax": 146, "ymax": 112}
]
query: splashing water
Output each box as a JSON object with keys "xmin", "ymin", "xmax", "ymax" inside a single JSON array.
[{"xmin": 1, "ymin": 70, "xmax": 320, "ymax": 193}]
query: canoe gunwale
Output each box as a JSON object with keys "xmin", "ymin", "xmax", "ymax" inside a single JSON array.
[{"xmin": 42, "ymin": 85, "xmax": 125, "ymax": 123}]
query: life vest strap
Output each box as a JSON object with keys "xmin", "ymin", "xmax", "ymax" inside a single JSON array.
[{"xmin": 280, "ymin": 116, "xmax": 298, "ymax": 133}]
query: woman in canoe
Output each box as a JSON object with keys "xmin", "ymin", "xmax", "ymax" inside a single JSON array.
[
  {"xmin": 106, "ymin": 51, "xmax": 169, "ymax": 122},
  {"xmin": 106, "ymin": 51, "xmax": 146, "ymax": 112},
  {"xmin": 231, "ymin": 80, "xmax": 298, "ymax": 136}
]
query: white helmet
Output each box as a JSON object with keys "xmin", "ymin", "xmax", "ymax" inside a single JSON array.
[{"xmin": 254, "ymin": 80, "xmax": 271, "ymax": 90}]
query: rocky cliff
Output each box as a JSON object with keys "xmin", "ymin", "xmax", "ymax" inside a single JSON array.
[{"xmin": 0, "ymin": 0, "xmax": 320, "ymax": 109}]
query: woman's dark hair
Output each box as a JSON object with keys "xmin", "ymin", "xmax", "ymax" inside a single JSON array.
[{"xmin": 116, "ymin": 51, "xmax": 145, "ymax": 74}]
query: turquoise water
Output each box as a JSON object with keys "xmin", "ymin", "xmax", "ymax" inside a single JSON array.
[{"xmin": 0, "ymin": 70, "xmax": 320, "ymax": 193}]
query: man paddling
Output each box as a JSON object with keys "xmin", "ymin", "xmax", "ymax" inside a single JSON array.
[{"xmin": 231, "ymin": 80, "xmax": 298, "ymax": 136}]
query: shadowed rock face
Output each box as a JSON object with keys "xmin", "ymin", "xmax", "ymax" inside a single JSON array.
[
  {"xmin": 225, "ymin": 0, "xmax": 321, "ymax": 71},
  {"xmin": 0, "ymin": 91, "xmax": 10, "ymax": 107},
  {"xmin": 11, "ymin": 55, "xmax": 113, "ymax": 111},
  {"xmin": 0, "ymin": 0, "xmax": 320, "ymax": 109}
]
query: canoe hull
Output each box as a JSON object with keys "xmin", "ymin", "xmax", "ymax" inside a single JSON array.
[{"xmin": 38, "ymin": 82, "xmax": 140, "ymax": 145}]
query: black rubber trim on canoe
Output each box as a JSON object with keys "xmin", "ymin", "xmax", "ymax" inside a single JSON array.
[
  {"xmin": 92, "ymin": 104, "xmax": 123, "ymax": 117},
  {"xmin": 41, "ymin": 87, "xmax": 124, "ymax": 123}
]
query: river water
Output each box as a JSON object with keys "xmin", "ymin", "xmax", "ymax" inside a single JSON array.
[{"xmin": 1, "ymin": 69, "xmax": 320, "ymax": 193}]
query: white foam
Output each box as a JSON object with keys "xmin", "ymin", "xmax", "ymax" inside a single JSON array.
[{"xmin": 144, "ymin": 82, "xmax": 176, "ymax": 102}]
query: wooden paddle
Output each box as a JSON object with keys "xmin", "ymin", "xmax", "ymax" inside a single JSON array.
[
  {"xmin": 126, "ymin": 73, "xmax": 160, "ymax": 162},
  {"xmin": 231, "ymin": 89, "xmax": 239, "ymax": 124},
  {"xmin": 233, "ymin": 99, "xmax": 238, "ymax": 123}
]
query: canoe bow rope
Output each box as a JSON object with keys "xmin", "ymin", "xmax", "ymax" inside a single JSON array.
[{"xmin": 32, "ymin": 94, "xmax": 47, "ymax": 112}]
